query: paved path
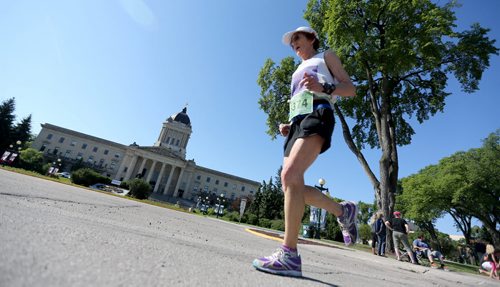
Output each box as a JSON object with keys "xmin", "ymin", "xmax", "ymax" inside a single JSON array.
[{"xmin": 1, "ymin": 169, "xmax": 498, "ymax": 287}]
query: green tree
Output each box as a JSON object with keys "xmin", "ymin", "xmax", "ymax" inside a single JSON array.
[
  {"xmin": 257, "ymin": 0, "xmax": 498, "ymax": 250},
  {"xmin": 0, "ymin": 98, "xmax": 32, "ymax": 152},
  {"xmin": 19, "ymin": 148, "xmax": 44, "ymax": 173},
  {"xmin": 358, "ymin": 223, "xmax": 372, "ymax": 244},
  {"xmin": 0, "ymin": 98, "xmax": 16, "ymax": 152},
  {"xmin": 357, "ymin": 201, "xmax": 376, "ymax": 225},
  {"xmin": 439, "ymin": 131, "xmax": 500, "ymax": 247},
  {"xmin": 401, "ymin": 130, "xmax": 500, "ymax": 248},
  {"xmin": 247, "ymin": 184, "xmax": 263, "ymax": 222}
]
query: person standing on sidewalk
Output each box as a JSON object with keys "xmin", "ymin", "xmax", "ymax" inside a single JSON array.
[
  {"xmin": 375, "ymin": 212, "xmax": 387, "ymax": 256},
  {"xmin": 252, "ymin": 26, "xmax": 357, "ymax": 277},
  {"xmin": 385, "ymin": 211, "xmax": 418, "ymax": 264}
]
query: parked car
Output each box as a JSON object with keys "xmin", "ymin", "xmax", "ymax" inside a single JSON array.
[
  {"xmin": 89, "ymin": 183, "xmax": 107, "ymax": 190},
  {"xmin": 89, "ymin": 183, "xmax": 129, "ymax": 196},
  {"xmin": 56, "ymin": 172, "xmax": 71, "ymax": 179}
]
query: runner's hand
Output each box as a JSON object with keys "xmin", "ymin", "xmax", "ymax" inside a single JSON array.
[
  {"xmin": 299, "ymin": 73, "xmax": 322, "ymax": 93},
  {"xmin": 279, "ymin": 124, "xmax": 291, "ymax": 137}
]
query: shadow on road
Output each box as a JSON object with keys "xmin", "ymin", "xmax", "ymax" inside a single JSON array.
[{"xmin": 299, "ymin": 276, "xmax": 339, "ymax": 287}]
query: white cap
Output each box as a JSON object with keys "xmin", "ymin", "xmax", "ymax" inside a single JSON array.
[{"xmin": 282, "ymin": 26, "xmax": 318, "ymax": 45}]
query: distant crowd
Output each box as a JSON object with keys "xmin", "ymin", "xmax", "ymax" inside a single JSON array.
[{"xmin": 369, "ymin": 211, "xmax": 499, "ymax": 280}]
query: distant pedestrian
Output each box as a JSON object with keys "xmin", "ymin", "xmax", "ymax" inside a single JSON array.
[
  {"xmin": 385, "ymin": 211, "xmax": 418, "ymax": 264},
  {"xmin": 375, "ymin": 212, "xmax": 386, "ymax": 256},
  {"xmin": 370, "ymin": 214, "xmax": 378, "ymax": 255},
  {"xmin": 252, "ymin": 26, "xmax": 357, "ymax": 278}
]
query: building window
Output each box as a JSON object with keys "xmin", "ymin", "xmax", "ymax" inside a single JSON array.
[
  {"xmin": 82, "ymin": 143, "xmax": 87, "ymax": 149},
  {"xmin": 46, "ymin": 134, "xmax": 53, "ymax": 140},
  {"xmin": 203, "ymin": 185, "xmax": 208, "ymax": 192},
  {"xmin": 250, "ymin": 190, "xmax": 254, "ymax": 194},
  {"xmin": 87, "ymin": 155, "xmax": 94, "ymax": 164},
  {"xmin": 224, "ymin": 182, "xmax": 228, "ymax": 187},
  {"xmin": 176, "ymin": 139, "xmax": 180, "ymax": 146},
  {"xmin": 77, "ymin": 152, "xmax": 83, "ymax": 160},
  {"xmin": 92, "ymin": 147, "xmax": 98, "ymax": 152},
  {"xmin": 110, "ymin": 162, "xmax": 115, "ymax": 170},
  {"xmin": 64, "ymin": 150, "xmax": 71, "ymax": 157},
  {"xmin": 233, "ymin": 184, "xmax": 236, "ymax": 190},
  {"xmin": 206, "ymin": 177, "xmax": 211, "ymax": 183},
  {"xmin": 104, "ymin": 149, "xmax": 109, "ymax": 155},
  {"xmin": 40, "ymin": 144, "xmax": 47, "ymax": 152},
  {"xmin": 231, "ymin": 193, "xmax": 235, "ymax": 200},
  {"xmin": 215, "ymin": 179, "xmax": 219, "ymax": 185},
  {"xmin": 98, "ymin": 159, "xmax": 105, "ymax": 167},
  {"xmin": 241, "ymin": 186, "xmax": 245, "ymax": 192},
  {"xmin": 196, "ymin": 175, "xmax": 201, "ymax": 180},
  {"xmin": 123, "ymin": 167, "xmax": 128, "ymax": 172},
  {"xmin": 166, "ymin": 137, "xmax": 170, "ymax": 144},
  {"xmin": 70, "ymin": 141, "xmax": 77, "ymax": 147},
  {"xmin": 58, "ymin": 137, "xmax": 65, "ymax": 143},
  {"xmin": 114, "ymin": 153, "xmax": 120, "ymax": 159}
]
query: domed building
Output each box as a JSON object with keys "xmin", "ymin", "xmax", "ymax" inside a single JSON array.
[{"xmin": 31, "ymin": 107, "xmax": 259, "ymax": 205}]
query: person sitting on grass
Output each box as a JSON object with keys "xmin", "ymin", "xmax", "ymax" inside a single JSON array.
[
  {"xmin": 478, "ymin": 244, "xmax": 499, "ymax": 280},
  {"xmin": 413, "ymin": 234, "xmax": 448, "ymax": 270}
]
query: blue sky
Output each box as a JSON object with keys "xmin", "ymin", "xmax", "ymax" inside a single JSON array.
[{"xmin": 1, "ymin": 0, "xmax": 498, "ymax": 235}]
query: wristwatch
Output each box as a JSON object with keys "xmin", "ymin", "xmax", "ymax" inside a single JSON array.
[{"xmin": 322, "ymin": 82, "xmax": 336, "ymax": 95}]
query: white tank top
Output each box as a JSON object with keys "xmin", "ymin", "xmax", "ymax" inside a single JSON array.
[{"xmin": 290, "ymin": 52, "xmax": 338, "ymax": 106}]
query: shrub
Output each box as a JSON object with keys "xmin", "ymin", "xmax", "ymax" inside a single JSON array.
[
  {"xmin": 224, "ymin": 211, "xmax": 240, "ymax": 222},
  {"xmin": 119, "ymin": 181, "xmax": 130, "ymax": 190},
  {"xmin": 270, "ymin": 219, "xmax": 285, "ymax": 231},
  {"xmin": 245, "ymin": 213, "xmax": 258, "ymax": 225},
  {"xmin": 258, "ymin": 218, "xmax": 272, "ymax": 228},
  {"xmin": 19, "ymin": 148, "xmax": 44, "ymax": 173},
  {"xmin": 71, "ymin": 168, "xmax": 111, "ymax": 186},
  {"xmin": 128, "ymin": 178, "xmax": 151, "ymax": 200},
  {"xmin": 207, "ymin": 208, "xmax": 215, "ymax": 216},
  {"xmin": 358, "ymin": 223, "xmax": 372, "ymax": 244}
]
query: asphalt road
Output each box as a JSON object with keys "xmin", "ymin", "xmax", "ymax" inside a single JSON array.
[{"xmin": 1, "ymin": 169, "xmax": 498, "ymax": 287}]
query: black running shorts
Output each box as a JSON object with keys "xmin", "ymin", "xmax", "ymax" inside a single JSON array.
[{"xmin": 283, "ymin": 107, "xmax": 335, "ymax": 157}]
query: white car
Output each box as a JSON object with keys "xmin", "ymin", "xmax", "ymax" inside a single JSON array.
[{"xmin": 57, "ymin": 172, "xmax": 71, "ymax": 179}]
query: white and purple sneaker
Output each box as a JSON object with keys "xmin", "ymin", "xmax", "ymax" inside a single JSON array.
[
  {"xmin": 252, "ymin": 246, "xmax": 302, "ymax": 277},
  {"xmin": 337, "ymin": 201, "xmax": 358, "ymax": 246}
]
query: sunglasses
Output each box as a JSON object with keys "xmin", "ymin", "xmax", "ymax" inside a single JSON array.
[{"xmin": 291, "ymin": 33, "xmax": 303, "ymax": 43}]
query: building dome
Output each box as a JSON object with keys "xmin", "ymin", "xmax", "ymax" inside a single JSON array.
[{"xmin": 169, "ymin": 107, "xmax": 191, "ymax": 126}]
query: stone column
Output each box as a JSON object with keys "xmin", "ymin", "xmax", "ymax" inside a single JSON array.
[
  {"xmin": 146, "ymin": 160, "xmax": 157, "ymax": 182},
  {"xmin": 162, "ymin": 165, "xmax": 175, "ymax": 195},
  {"xmin": 137, "ymin": 157, "xmax": 147, "ymax": 178},
  {"xmin": 173, "ymin": 168, "xmax": 185, "ymax": 197},
  {"xmin": 124, "ymin": 155, "xmax": 138, "ymax": 181},
  {"xmin": 153, "ymin": 163, "xmax": 166, "ymax": 193}
]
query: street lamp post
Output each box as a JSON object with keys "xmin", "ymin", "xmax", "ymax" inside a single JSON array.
[
  {"xmin": 313, "ymin": 178, "xmax": 329, "ymax": 239},
  {"xmin": 216, "ymin": 193, "xmax": 225, "ymax": 218}
]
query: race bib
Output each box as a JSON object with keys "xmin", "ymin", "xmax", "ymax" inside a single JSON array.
[{"xmin": 289, "ymin": 90, "xmax": 313, "ymax": 121}]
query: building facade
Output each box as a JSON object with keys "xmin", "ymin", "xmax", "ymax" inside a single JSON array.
[{"xmin": 31, "ymin": 107, "xmax": 260, "ymax": 204}]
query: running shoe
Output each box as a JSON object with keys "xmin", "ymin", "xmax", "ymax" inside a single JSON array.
[
  {"xmin": 337, "ymin": 201, "xmax": 358, "ymax": 246},
  {"xmin": 252, "ymin": 246, "xmax": 302, "ymax": 277}
]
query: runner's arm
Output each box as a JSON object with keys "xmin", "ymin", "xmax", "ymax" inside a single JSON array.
[{"xmin": 324, "ymin": 50, "xmax": 356, "ymax": 98}]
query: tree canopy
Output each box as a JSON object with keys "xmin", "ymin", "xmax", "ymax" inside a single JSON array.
[
  {"xmin": 400, "ymin": 130, "xmax": 500, "ymax": 248},
  {"xmin": 0, "ymin": 98, "xmax": 33, "ymax": 152}
]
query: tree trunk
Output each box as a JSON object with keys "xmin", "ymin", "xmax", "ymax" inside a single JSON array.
[{"xmin": 448, "ymin": 209, "xmax": 472, "ymax": 245}]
